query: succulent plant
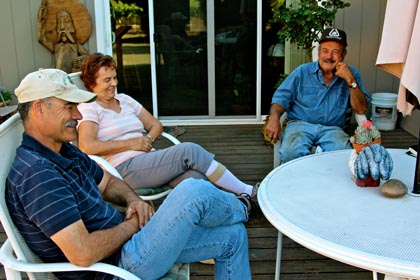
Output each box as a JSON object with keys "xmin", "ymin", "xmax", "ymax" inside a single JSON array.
[{"xmin": 350, "ymin": 120, "xmax": 381, "ymax": 145}]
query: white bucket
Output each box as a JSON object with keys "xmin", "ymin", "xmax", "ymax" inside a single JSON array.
[{"xmin": 371, "ymin": 93, "xmax": 398, "ymax": 131}]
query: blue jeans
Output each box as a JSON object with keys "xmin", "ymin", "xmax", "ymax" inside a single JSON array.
[
  {"xmin": 119, "ymin": 178, "xmax": 251, "ymax": 280},
  {"xmin": 279, "ymin": 120, "xmax": 352, "ymax": 163}
]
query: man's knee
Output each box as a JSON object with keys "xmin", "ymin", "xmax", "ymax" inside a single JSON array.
[
  {"xmin": 280, "ymin": 134, "xmax": 312, "ymax": 162},
  {"xmin": 322, "ymin": 140, "xmax": 351, "ymax": 151},
  {"xmin": 319, "ymin": 128, "xmax": 351, "ymax": 151},
  {"xmin": 280, "ymin": 149, "xmax": 310, "ymax": 163}
]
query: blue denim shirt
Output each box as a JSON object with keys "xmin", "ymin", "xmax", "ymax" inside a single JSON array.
[{"xmin": 271, "ymin": 61, "xmax": 370, "ymax": 127}]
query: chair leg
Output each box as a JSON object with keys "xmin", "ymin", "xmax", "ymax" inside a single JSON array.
[{"xmin": 4, "ymin": 267, "xmax": 23, "ymax": 280}]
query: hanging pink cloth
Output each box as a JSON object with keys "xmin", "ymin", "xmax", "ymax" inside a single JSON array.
[{"xmin": 376, "ymin": 0, "xmax": 420, "ymax": 116}]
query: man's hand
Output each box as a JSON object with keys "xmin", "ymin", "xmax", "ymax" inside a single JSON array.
[
  {"xmin": 335, "ymin": 62, "xmax": 355, "ymax": 85},
  {"xmin": 335, "ymin": 62, "xmax": 367, "ymax": 114},
  {"xmin": 264, "ymin": 116, "xmax": 281, "ymax": 144},
  {"xmin": 265, "ymin": 104, "xmax": 286, "ymax": 144},
  {"xmin": 126, "ymin": 200, "xmax": 155, "ymax": 229}
]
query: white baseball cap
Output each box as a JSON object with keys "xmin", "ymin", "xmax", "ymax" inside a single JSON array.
[{"xmin": 15, "ymin": 68, "xmax": 96, "ymax": 104}]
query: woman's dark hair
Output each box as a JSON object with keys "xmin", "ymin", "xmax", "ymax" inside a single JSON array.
[{"xmin": 80, "ymin": 53, "xmax": 116, "ymax": 92}]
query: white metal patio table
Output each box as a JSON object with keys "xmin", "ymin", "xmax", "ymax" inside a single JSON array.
[{"xmin": 258, "ymin": 149, "xmax": 420, "ymax": 280}]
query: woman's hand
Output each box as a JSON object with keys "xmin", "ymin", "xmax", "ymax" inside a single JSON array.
[{"xmin": 129, "ymin": 136, "xmax": 153, "ymax": 152}]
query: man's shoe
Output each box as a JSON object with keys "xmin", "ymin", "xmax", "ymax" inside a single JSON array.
[{"xmin": 237, "ymin": 193, "xmax": 262, "ymax": 219}]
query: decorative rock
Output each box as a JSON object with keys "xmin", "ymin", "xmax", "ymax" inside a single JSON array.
[{"xmin": 380, "ymin": 179, "xmax": 408, "ymax": 198}]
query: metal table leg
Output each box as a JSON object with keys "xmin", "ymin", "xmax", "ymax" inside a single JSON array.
[{"xmin": 275, "ymin": 231, "xmax": 283, "ymax": 280}]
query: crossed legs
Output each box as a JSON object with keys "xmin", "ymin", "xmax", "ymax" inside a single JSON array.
[{"xmin": 119, "ymin": 178, "xmax": 251, "ymax": 280}]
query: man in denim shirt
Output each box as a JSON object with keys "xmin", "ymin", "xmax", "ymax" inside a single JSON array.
[{"xmin": 265, "ymin": 28, "xmax": 370, "ymax": 163}]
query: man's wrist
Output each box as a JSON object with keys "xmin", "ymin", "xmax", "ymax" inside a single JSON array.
[{"xmin": 348, "ymin": 81, "xmax": 357, "ymax": 89}]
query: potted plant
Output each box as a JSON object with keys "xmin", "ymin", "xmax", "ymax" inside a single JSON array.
[
  {"xmin": 350, "ymin": 120, "xmax": 381, "ymax": 153},
  {"xmin": 270, "ymin": 0, "xmax": 351, "ymax": 56}
]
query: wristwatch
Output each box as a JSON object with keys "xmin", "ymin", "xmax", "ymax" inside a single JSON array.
[{"xmin": 348, "ymin": 81, "xmax": 357, "ymax": 89}]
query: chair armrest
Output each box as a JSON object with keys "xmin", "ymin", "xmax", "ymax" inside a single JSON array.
[
  {"xmin": 88, "ymin": 155, "xmax": 123, "ymax": 180},
  {"xmin": 273, "ymin": 113, "xmax": 288, "ymax": 168},
  {"xmin": 0, "ymin": 240, "xmax": 141, "ymax": 280},
  {"xmin": 161, "ymin": 132, "xmax": 181, "ymax": 145},
  {"xmin": 355, "ymin": 113, "xmax": 367, "ymax": 126},
  {"xmin": 279, "ymin": 112, "xmax": 288, "ymax": 129}
]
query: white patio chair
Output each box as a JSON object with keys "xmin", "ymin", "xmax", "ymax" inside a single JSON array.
[
  {"xmin": 69, "ymin": 72, "xmax": 181, "ymax": 202},
  {"xmin": 0, "ymin": 113, "xmax": 189, "ymax": 280}
]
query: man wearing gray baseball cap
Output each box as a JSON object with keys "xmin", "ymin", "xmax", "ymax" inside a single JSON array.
[{"xmin": 7, "ymin": 68, "xmax": 252, "ymax": 279}]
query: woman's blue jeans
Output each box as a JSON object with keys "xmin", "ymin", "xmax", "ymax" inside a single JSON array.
[
  {"xmin": 119, "ymin": 178, "xmax": 251, "ymax": 280},
  {"xmin": 280, "ymin": 120, "xmax": 352, "ymax": 163}
]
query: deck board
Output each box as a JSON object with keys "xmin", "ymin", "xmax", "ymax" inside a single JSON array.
[{"xmin": 1, "ymin": 124, "xmax": 418, "ymax": 280}]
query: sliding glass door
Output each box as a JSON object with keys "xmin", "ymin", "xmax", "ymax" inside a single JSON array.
[
  {"xmin": 153, "ymin": 0, "xmax": 209, "ymax": 116},
  {"xmin": 106, "ymin": 0, "xmax": 260, "ymax": 121},
  {"xmin": 152, "ymin": 0, "xmax": 258, "ymax": 118}
]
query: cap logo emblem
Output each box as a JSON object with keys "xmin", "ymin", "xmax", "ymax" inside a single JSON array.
[
  {"xmin": 328, "ymin": 28, "xmax": 341, "ymax": 39},
  {"xmin": 65, "ymin": 75, "xmax": 74, "ymax": 85}
]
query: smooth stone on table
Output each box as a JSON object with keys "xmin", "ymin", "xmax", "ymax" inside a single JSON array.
[{"xmin": 380, "ymin": 179, "xmax": 408, "ymax": 198}]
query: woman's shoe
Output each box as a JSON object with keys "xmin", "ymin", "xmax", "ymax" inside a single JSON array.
[
  {"xmin": 237, "ymin": 193, "xmax": 262, "ymax": 219},
  {"xmin": 251, "ymin": 182, "xmax": 260, "ymax": 199}
]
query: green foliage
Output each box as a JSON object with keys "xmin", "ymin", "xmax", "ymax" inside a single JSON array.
[
  {"xmin": 111, "ymin": 0, "xmax": 143, "ymax": 21},
  {"xmin": 0, "ymin": 86, "xmax": 11, "ymax": 101},
  {"xmin": 275, "ymin": 74, "xmax": 289, "ymax": 89},
  {"xmin": 270, "ymin": 0, "xmax": 350, "ymax": 51}
]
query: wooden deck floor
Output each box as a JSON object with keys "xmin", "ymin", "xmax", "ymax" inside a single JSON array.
[{"xmin": 0, "ymin": 124, "xmax": 418, "ymax": 280}]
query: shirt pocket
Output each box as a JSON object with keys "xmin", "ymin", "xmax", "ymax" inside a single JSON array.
[
  {"xmin": 296, "ymin": 85, "xmax": 323, "ymax": 109},
  {"xmin": 334, "ymin": 87, "xmax": 350, "ymax": 109}
]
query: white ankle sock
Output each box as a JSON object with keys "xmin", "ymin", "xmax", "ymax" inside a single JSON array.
[{"xmin": 205, "ymin": 160, "xmax": 253, "ymax": 195}]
